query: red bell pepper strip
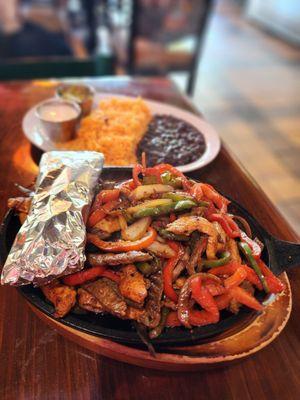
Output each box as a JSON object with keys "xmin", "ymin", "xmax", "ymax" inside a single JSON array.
[
  {"xmin": 118, "ymin": 179, "xmax": 136, "ymax": 196},
  {"xmin": 165, "ymin": 311, "xmax": 182, "ymax": 327},
  {"xmin": 189, "ymin": 276, "xmax": 220, "ymax": 327},
  {"xmin": 88, "ymin": 200, "xmax": 119, "ymax": 228},
  {"xmin": 63, "ymin": 265, "xmax": 106, "ymax": 286},
  {"xmin": 240, "ymin": 231, "xmax": 262, "ymax": 258},
  {"xmin": 163, "ymin": 241, "xmax": 184, "ymax": 302},
  {"xmin": 132, "ymin": 164, "xmax": 144, "ymax": 186},
  {"xmin": 229, "ymin": 286, "xmax": 263, "ymax": 311},
  {"xmin": 62, "ymin": 265, "xmax": 120, "ymax": 286},
  {"xmin": 141, "ymin": 152, "xmax": 147, "ymax": 169},
  {"xmin": 242, "ymin": 264, "xmax": 263, "ymax": 290},
  {"xmin": 210, "ymin": 261, "xmax": 258, "ymax": 283},
  {"xmin": 101, "ymin": 269, "xmax": 121, "ymax": 283},
  {"xmin": 193, "ymin": 183, "xmax": 230, "ymax": 213},
  {"xmin": 144, "ymin": 164, "xmax": 192, "ymax": 190},
  {"xmin": 209, "ymin": 262, "xmax": 239, "ymax": 277},
  {"xmin": 205, "ymin": 282, "xmax": 227, "ymax": 296},
  {"xmin": 203, "ymin": 198, "xmax": 218, "ymax": 218},
  {"xmin": 91, "ymin": 189, "xmax": 120, "ymax": 211},
  {"xmin": 98, "ymin": 189, "xmax": 120, "ymax": 204},
  {"xmin": 190, "ymin": 183, "xmax": 203, "ymax": 201},
  {"xmin": 257, "ymin": 259, "xmax": 285, "ymax": 293},
  {"xmin": 208, "ymin": 213, "xmax": 240, "ymax": 239},
  {"xmin": 224, "ymin": 267, "xmax": 247, "ymax": 289},
  {"xmin": 177, "ymin": 273, "xmax": 221, "ymax": 328},
  {"xmin": 143, "ymin": 168, "xmax": 163, "ymax": 183},
  {"xmin": 191, "ymin": 276, "xmax": 219, "ymax": 318},
  {"xmin": 214, "ymin": 293, "xmax": 233, "ymax": 310},
  {"xmin": 189, "ymin": 309, "xmax": 220, "ymax": 326},
  {"xmin": 169, "ymin": 212, "xmax": 176, "ymax": 223},
  {"xmin": 119, "ymin": 179, "xmax": 136, "ymax": 190},
  {"xmin": 87, "ymin": 227, "xmax": 157, "ymax": 252}
]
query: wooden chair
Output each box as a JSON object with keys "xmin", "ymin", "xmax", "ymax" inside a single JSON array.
[{"xmin": 109, "ymin": 0, "xmax": 214, "ymax": 95}]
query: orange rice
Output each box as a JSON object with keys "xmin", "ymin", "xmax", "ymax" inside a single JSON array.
[{"xmin": 60, "ymin": 97, "xmax": 151, "ymax": 165}]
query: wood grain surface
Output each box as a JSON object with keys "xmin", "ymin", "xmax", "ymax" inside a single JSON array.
[{"xmin": 0, "ymin": 77, "xmax": 299, "ymax": 400}]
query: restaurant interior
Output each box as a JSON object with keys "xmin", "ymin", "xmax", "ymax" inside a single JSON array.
[
  {"xmin": 1, "ymin": 0, "xmax": 299, "ymax": 233},
  {"xmin": 0, "ymin": 1, "xmax": 300, "ymax": 399}
]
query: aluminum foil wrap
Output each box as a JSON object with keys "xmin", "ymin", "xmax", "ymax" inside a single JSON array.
[{"xmin": 1, "ymin": 151, "xmax": 104, "ymax": 286}]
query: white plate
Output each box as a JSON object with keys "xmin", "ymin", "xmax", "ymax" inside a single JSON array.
[{"xmin": 23, "ymin": 93, "xmax": 221, "ymax": 172}]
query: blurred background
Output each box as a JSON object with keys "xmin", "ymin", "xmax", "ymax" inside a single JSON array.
[{"xmin": 0, "ymin": 0, "xmax": 299, "ymax": 234}]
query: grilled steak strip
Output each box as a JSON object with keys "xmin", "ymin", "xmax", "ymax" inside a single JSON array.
[
  {"xmin": 188, "ymin": 239, "xmax": 206, "ymax": 275},
  {"xmin": 172, "ymin": 247, "xmax": 190, "ymax": 281},
  {"xmin": 77, "ymin": 288, "xmax": 104, "ymax": 313},
  {"xmin": 139, "ymin": 259, "xmax": 163, "ymax": 328},
  {"xmin": 83, "ymin": 278, "xmax": 127, "ymax": 318},
  {"xmin": 88, "ymin": 251, "xmax": 153, "ymax": 266}
]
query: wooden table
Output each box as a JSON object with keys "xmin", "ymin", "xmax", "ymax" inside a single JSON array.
[{"xmin": 0, "ymin": 77, "xmax": 299, "ymax": 400}]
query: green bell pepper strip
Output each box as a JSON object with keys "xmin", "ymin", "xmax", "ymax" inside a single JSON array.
[
  {"xmin": 149, "ymin": 307, "xmax": 170, "ymax": 339},
  {"xmin": 132, "ymin": 198, "xmax": 197, "ymax": 219},
  {"xmin": 163, "ymin": 193, "xmax": 209, "ymax": 207},
  {"xmin": 133, "ymin": 207, "xmax": 161, "ymax": 218},
  {"xmin": 163, "ymin": 192, "xmax": 194, "ymax": 202},
  {"xmin": 160, "ymin": 171, "xmax": 182, "ymax": 188},
  {"xmin": 133, "ymin": 203, "xmax": 175, "ymax": 219},
  {"xmin": 160, "ymin": 171, "xmax": 172, "ymax": 184},
  {"xmin": 136, "ymin": 262, "xmax": 154, "ymax": 276},
  {"xmin": 174, "ymin": 199, "xmax": 197, "ymax": 211},
  {"xmin": 202, "ymin": 251, "xmax": 231, "ymax": 268},
  {"xmin": 158, "ymin": 229, "xmax": 190, "ymax": 242},
  {"xmin": 238, "ymin": 242, "xmax": 269, "ymax": 293}
]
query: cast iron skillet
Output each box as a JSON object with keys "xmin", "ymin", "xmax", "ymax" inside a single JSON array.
[{"xmin": 0, "ymin": 167, "xmax": 299, "ymax": 347}]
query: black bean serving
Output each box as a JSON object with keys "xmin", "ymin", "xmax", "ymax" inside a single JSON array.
[{"xmin": 136, "ymin": 114, "xmax": 206, "ymax": 166}]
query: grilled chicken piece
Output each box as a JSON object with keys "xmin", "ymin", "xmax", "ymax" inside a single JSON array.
[
  {"xmin": 77, "ymin": 288, "xmax": 104, "ymax": 313},
  {"xmin": 88, "ymin": 251, "xmax": 152, "ymax": 266},
  {"xmin": 119, "ymin": 265, "xmax": 148, "ymax": 304},
  {"xmin": 83, "ymin": 278, "xmax": 127, "ymax": 318},
  {"xmin": 8, "ymin": 196, "xmax": 32, "ymax": 214},
  {"xmin": 166, "ymin": 216, "xmax": 218, "ymax": 259},
  {"xmin": 41, "ymin": 281, "xmax": 76, "ymax": 318}
]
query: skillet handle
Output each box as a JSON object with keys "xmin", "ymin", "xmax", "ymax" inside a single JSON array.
[{"xmin": 266, "ymin": 236, "xmax": 300, "ymax": 275}]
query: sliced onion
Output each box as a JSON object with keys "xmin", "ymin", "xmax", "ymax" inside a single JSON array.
[{"xmin": 231, "ymin": 214, "xmax": 252, "ymax": 238}]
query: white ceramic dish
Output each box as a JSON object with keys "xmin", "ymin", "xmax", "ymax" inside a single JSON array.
[{"xmin": 22, "ymin": 93, "xmax": 221, "ymax": 172}]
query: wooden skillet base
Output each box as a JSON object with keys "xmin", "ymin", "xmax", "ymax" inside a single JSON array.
[{"xmin": 27, "ymin": 273, "xmax": 291, "ymax": 371}]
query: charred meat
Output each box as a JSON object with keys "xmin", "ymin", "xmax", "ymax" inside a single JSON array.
[{"xmin": 88, "ymin": 251, "xmax": 152, "ymax": 266}]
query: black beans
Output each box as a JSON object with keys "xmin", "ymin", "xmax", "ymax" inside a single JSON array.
[{"xmin": 137, "ymin": 115, "xmax": 206, "ymax": 166}]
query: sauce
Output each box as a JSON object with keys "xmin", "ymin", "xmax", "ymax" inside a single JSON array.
[
  {"xmin": 136, "ymin": 115, "xmax": 206, "ymax": 166},
  {"xmin": 57, "ymin": 84, "xmax": 93, "ymax": 103},
  {"xmin": 38, "ymin": 102, "xmax": 79, "ymax": 122}
]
